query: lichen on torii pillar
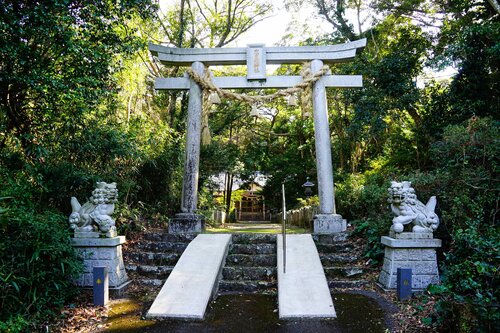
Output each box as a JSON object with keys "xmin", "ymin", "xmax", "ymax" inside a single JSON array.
[
  {"xmin": 169, "ymin": 61, "xmax": 206, "ymax": 234},
  {"xmin": 311, "ymin": 59, "xmax": 346, "ymax": 233}
]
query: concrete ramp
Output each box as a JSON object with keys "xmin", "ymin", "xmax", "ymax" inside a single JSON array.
[
  {"xmin": 146, "ymin": 234, "xmax": 231, "ymax": 319},
  {"xmin": 277, "ymin": 234, "xmax": 336, "ymax": 319}
]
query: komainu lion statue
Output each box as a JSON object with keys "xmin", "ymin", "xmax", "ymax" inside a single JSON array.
[
  {"xmin": 388, "ymin": 181, "xmax": 439, "ymax": 233},
  {"xmin": 69, "ymin": 182, "xmax": 118, "ymax": 236}
]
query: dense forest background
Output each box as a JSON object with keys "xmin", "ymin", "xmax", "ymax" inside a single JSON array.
[{"xmin": 0, "ymin": 0, "xmax": 498, "ymax": 331}]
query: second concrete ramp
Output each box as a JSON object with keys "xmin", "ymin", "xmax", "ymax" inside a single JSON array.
[
  {"xmin": 277, "ymin": 234, "xmax": 336, "ymax": 319},
  {"xmin": 147, "ymin": 233, "xmax": 231, "ymax": 319}
]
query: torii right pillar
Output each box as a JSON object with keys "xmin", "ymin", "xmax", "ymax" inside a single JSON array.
[{"xmin": 311, "ymin": 59, "xmax": 346, "ymax": 233}]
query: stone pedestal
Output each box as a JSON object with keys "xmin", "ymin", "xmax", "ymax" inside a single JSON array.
[
  {"xmin": 378, "ymin": 233, "xmax": 441, "ymax": 291},
  {"xmin": 313, "ymin": 214, "xmax": 347, "ymax": 234},
  {"xmin": 169, "ymin": 213, "xmax": 205, "ymax": 234},
  {"xmin": 71, "ymin": 236, "xmax": 130, "ymax": 297}
]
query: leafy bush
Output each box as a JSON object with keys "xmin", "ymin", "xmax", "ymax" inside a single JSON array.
[
  {"xmin": 0, "ymin": 169, "xmax": 82, "ymax": 332},
  {"xmin": 417, "ymin": 117, "xmax": 500, "ymax": 332},
  {"xmin": 336, "ymin": 172, "xmax": 393, "ymax": 263}
]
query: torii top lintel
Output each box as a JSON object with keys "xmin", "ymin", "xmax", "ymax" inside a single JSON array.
[{"xmin": 149, "ymin": 39, "xmax": 366, "ymax": 66}]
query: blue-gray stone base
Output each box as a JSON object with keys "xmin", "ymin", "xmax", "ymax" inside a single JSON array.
[
  {"xmin": 378, "ymin": 235, "xmax": 441, "ymax": 291},
  {"xmin": 313, "ymin": 214, "xmax": 347, "ymax": 234},
  {"xmin": 169, "ymin": 213, "xmax": 205, "ymax": 234},
  {"xmin": 71, "ymin": 236, "xmax": 129, "ymax": 293}
]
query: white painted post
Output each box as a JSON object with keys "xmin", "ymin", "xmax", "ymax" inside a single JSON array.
[
  {"xmin": 311, "ymin": 60, "xmax": 336, "ymax": 215},
  {"xmin": 181, "ymin": 61, "xmax": 204, "ymax": 213}
]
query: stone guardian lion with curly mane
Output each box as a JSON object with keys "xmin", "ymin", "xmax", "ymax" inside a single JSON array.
[
  {"xmin": 388, "ymin": 181, "xmax": 439, "ymax": 234},
  {"xmin": 69, "ymin": 182, "xmax": 118, "ymax": 237}
]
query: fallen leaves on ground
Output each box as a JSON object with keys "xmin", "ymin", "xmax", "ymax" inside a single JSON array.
[{"xmin": 51, "ymin": 291, "xmax": 109, "ymax": 333}]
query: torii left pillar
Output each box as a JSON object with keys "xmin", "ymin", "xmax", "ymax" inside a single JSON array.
[{"xmin": 169, "ymin": 61, "xmax": 206, "ymax": 234}]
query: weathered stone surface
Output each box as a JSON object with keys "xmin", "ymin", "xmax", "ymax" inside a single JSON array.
[
  {"xmin": 387, "ymin": 181, "xmax": 440, "ymax": 234},
  {"xmin": 311, "ymin": 59, "xmax": 337, "ymax": 216},
  {"xmin": 378, "ymin": 236, "xmax": 441, "ymax": 290},
  {"xmin": 319, "ymin": 253, "xmax": 359, "ymax": 265},
  {"xmin": 138, "ymin": 241, "xmax": 189, "ymax": 253},
  {"xmin": 168, "ymin": 213, "xmax": 205, "ymax": 234},
  {"xmin": 72, "ymin": 236, "xmax": 126, "ymax": 247},
  {"xmin": 128, "ymin": 265, "xmax": 174, "ymax": 279},
  {"xmin": 328, "ymin": 280, "xmax": 369, "ymax": 289},
  {"xmin": 312, "ymin": 233, "xmax": 348, "ymax": 243},
  {"xmin": 223, "ymin": 267, "xmax": 276, "ymax": 281},
  {"xmin": 324, "ymin": 267, "xmax": 364, "ymax": 279},
  {"xmin": 382, "ymin": 258, "xmax": 438, "ymax": 275},
  {"xmin": 313, "ymin": 214, "xmax": 347, "ymax": 234},
  {"xmin": 383, "ymin": 248, "xmax": 437, "ymax": 261},
  {"xmin": 218, "ymin": 280, "xmax": 277, "ymax": 294},
  {"xmin": 381, "ymin": 236, "xmax": 442, "ymax": 248},
  {"xmin": 390, "ymin": 231, "xmax": 433, "ymax": 239},
  {"xmin": 72, "ymin": 236, "xmax": 129, "ymax": 288},
  {"xmin": 315, "ymin": 242, "xmax": 354, "ymax": 253},
  {"xmin": 124, "ymin": 251, "xmax": 180, "ymax": 266},
  {"xmin": 226, "ymin": 254, "xmax": 276, "ymax": 267},
  {"xmin": 220, "ymin": 232, "xmax": 277, "ymax": 295},
  {"xmin": 232, "ymin": 234, "xmax": 276, "ymax": 244},
  {"xmin": 229, "ymin": 243, "xmax": 276, "ymax": 255},
  {"xmin": 69, "ymin": 182, "xmax": 119, "ymax": 238}
]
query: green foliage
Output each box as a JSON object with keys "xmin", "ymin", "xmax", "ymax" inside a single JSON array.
[
  {"xmin": 335, "ymin": 172, "xmax": 393, "ymax": 263},
  {"xmin": 426, "ymin": 220, "xmax": 499, "ymax": 332},
  {"xmin": 0, "ymin": 188, "xmax": 82, "ymax": 331},
  {"xmin": 297, "ymin": 195, "xmax": 319, "ymax": 207}
]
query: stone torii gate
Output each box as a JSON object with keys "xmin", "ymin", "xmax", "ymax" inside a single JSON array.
[{"xmin": 149, "ymin": 39, "xmax": 366, "ymax": 234}]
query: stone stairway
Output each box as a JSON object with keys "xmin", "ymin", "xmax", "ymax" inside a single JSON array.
[
  {"xmin": 124, "ymin": 230, "xmax": 369, "ymax": 293},
  {"xmin": 313, "ymin": 233, "xmax": 370, "ymax": 289},
  {"xmin": 124, "ymin": 231, "xmax": 196, "ymax": 286},
  {"xmin": 218, "ymin": 234, "xmax": 277, "ymax": 295}
]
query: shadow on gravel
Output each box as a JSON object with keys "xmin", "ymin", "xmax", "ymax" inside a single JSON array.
[{"xmin": 104, "ymin": 291, "xmax": 395, "ymax": 333}]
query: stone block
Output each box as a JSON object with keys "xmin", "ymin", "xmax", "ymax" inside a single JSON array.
[
  {"xmin": 72, "ymin": 236, "xmax": 126, "ymax": 247},
  {"xmin": 383, "ymin": 258, "xmax": 438, "ymax": 276},
  {"xmin": 390, "ymin": 232, "xmax": 433, "ymax": 239},
  {"xmin": 74, "ymin": 231, "xmax": 101, "ymax": 238},
  {"xmin": 413, "ymin": 275, "xmax": 440, "ymax": 289},
  {"xmin": 72, "ymin": 236, "xmax": 129, "ymax": 289},
  {"xmin": 98, "ymin": 247, "xmax": 118, "ymax": 260},
  {"xmin": 313, "ymin": 214, "xmax": 346, "ymax": 234},
  {"xmin": 378, "ymin": 236, "xmax": 441, "ymax": 291},
  {"xmin": 169, "ymin": 213, "xmax": 205, "ymax": 234},
  {"xmin": 381, "ymin": 236, "xmax": 442, "ymax": 248},
  {"xmin": 76, "ymin": 248, "xmax": 98, "ymax": 260}
]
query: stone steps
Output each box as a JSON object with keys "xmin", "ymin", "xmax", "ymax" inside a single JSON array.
[
  {"xmin": 124, "ymin": 230, "xmax": 193, "ymax": 285},
  {"xmin": 226, "ymin": 254, "xmax": 276, "ymax": 267},
  {"xmin": 124, "ymin": 251, "xmax": 180, "ymax": 266},
  {"xmin": 314, "ymin": 232, "xmax": 370, "ymax": 289},
  {"xmin": 312, "ymin": 233, "xmax": 348, "ymax": 243},
  {"xmin": 137, "ymin": 241, "xmax": 189, "ymax": 253},
  {"xmin": 222, "ymin": 267, "xmax": 276, "ymax": 281},
  {"xmin": 219, "ymin": 234, "xmax": 277, "ymax": 294},
  {"xmin": 143, "ymin": 232, "xmax": 198, "ymax": 243},
  {"xmin": 232, "ymin": 234, "xmax": 276, "ymax": 244},
  {"xmin": 328, "ymin": 280, "xmax": 369, "ymax": 289},
  {"xmin": 218, "ymin": 280, "xmax": 277, "ymax": 294},
  {"xmin": 229, "ymin": 243, "xmax": 276, "ymax": 255},
  {"xmin": 126, "ymin": 264, "xmax": 174, "ymax": 279},
  {"xmin": 319, "ymin": 253, "xmax": 359, "ymax": 265},
  {"xmin": 315, "ymin": 242, "xmax": 355, "ymax": 253},
  {"xmin": 323, "ymin": 266, "xmax": 365, "ymax": 279}
]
